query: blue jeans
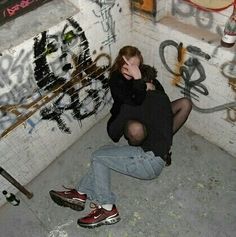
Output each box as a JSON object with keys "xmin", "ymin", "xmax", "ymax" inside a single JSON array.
[{"xmin": 78, "ymin": 145, "xmax": 165, "ymax": 204}]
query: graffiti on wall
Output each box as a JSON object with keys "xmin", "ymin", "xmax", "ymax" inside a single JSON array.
[
  {"xmin": 159, "ymin": 39, "xmax": 236, "ymax": 122},
  {"xmin": 183, "ymin": 0, "xmax": 233, "ymax": 11},
  {"xmin": 131, "ymin": 0, "xmax": 156, "ymax": 16},
  {"xmin": 92, "ymin": 0, "xmax": 117, "ymax": 46},
  {"xmin": 172, "ymin": 0, "xmax": 226, "ymax": 54},
  {"xmin": 0, "ymin": 0, "xmax": 52, "ymax": 26},
  {"xmin": 172, "ymin": 0, "xmax": 236, "ymax": 77},
  {"xmin": 172, "ymin": 0, "xmax": 236, "ymax": 56},
  {"xmin": 0, "ymin": 17, "xmax": 112, "ymax": 138},
  {"xmin": 221, "ymin": 60, "xmax": 236, "ymax": 91},
  {"xmin": 172, "ymin": 0, "xmax": 216, "ymax": 30},
  {"xmin": 221, "ymin": 58, "xmax": 236, "ymax": 122},
  {"xmin": 170, "ymin": 0, "xmax": 236, "ymax": 122}
]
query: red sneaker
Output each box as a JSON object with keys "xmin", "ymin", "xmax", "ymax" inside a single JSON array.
[
  {"xmin": 49, "ymin": 187, "xmax": 86, "ymax": 211},
  {"xmin": 77, "ymin": 204, "xmax": 121, "ymax": 228}
]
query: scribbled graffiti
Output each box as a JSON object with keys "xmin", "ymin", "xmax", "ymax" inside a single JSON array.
[
  {"xmin": 171, "ymin": 0, "xmax": 236, "ymax": 65},
  {"xmin": 91, "ymin": 0, "xmax": 115, "ymax": 5},
  {"xmin": 0, "ymin": 0, "xmax": 52, "ymax": 26},
  {"xmin": 0, "ymin": 48, "xmax": 38, "ymax": 132},
  {"xmin": 0, "ymin": 49, "xmax": 34, "ymax": 88},
  {"xmin": 159, "ymin": 40, "xmax": 236, "ymax": 116},
  {"xmin": 221, "ymin": 59, "xmax": 236, "ymax": 122},
  {"xmin": 186, "ymin": 45, "xmax": 211, "ymax": 60},
  {"xmin": 92, "ymin": 0, "xmax": 116, "ymax": 46},
  {"xmin": 226, "ymin": 106, "xmax": 236, "ymax": 122},
  {"xmin": 131, "ymin": 0, "xmax": 156, "ymax": 16},
  {"xmin": 171, "ymin": 0, "xmax": 225, "ymax": 51},
  {"xmin": 221, "ymin": 60, "xmax": 236, "ymax": 90},
  {"xmin": 172, "ymin": 0, "xmax": 215, "ymax": 29},
  {"xmin": 0, "ymin": 17, "xmax": 112, "ymax": 138},
  {"xmin": 172, "ymin": 0, "xmax": 236, "ymax": 89}
]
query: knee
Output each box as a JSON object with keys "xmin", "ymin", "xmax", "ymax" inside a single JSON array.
[
  {"xmin": 182, "ymin": 98, "xmax": 192, "ymax": 112},
  {"xmin": 91, "ymin": 150, "xmax": 101, "ymax": 162},
  {"xmin": 91, "ymin": 146, "xmax": 112, "ymax": 162}
]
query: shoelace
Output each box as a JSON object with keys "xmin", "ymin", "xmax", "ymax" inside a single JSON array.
[
  {"xmin": 89, "ymin": 202, "xmax": 102, "ymax": 210},
  {"xmin": 62, "ymin": 185, "xmax": 76, "ymax": 191},
  {"xmin": 86, "ymin": 202, "xmax": 103, "ymax": 217}
]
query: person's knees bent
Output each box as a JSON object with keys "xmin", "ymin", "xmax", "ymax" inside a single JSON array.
[
  {"xmin": 182, "ymin": 98, "xmax": 192, "ymax": 111},
  {"xmin": 91, "ymin": 150, "xmax": 101, "ymax": 162},
  {"xmin": 91, "ymin": 148, "xmax": 110, "ymax": 162}
]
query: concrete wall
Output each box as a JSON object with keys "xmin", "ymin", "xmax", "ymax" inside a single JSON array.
[
  {"xmin": 0, "ymin": 0, "xmax": 131, "ymax": 206},
  {"xmin": 131, "ymin": 0, "xmax": 236, "ymax": 157}
]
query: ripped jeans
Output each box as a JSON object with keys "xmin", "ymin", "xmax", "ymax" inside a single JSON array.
[{"xmin": 78, "ymin": 145, "xmax": 165, "ymax": 205}]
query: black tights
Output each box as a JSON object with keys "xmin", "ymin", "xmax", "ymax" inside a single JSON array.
[{"xmin": 171, "ymin": 98, "xmax": 192, "ymax": 135}]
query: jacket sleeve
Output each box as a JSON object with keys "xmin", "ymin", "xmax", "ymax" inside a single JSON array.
[
  {"xmin": 107, "ymin": 110, "xmax": 127, "ymax": 142},
  {"xmin": 152, "ymin": 79, "xmax": 165, "ymax": 93},
  {"xmin": 109, "ymin": 72, "xmax": 147, "ymax": 106},
  {"xmin": 131, "ymin": 80, "xmax": 147, "ymax": 104}
]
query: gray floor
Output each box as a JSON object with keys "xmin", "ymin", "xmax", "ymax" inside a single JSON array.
[{"xmin": 0, "ymin": 115, "xmax": 235, "ymax": 237}]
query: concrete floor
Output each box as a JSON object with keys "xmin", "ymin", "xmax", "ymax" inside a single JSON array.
[{"xmin": 0, "ymin": 115, "xmax": 235, "ymax": 237}]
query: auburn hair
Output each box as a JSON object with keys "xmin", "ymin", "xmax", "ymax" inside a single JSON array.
[{"xmin": 110, "ymin": 46, "xmax": 143, "ymax": 74}]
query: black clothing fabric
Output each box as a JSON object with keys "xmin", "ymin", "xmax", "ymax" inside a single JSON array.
[
  {"xmin": 140, "ymin": 64, "xmax": 165, "ymax": 93},
  {"xmin": 108, "ymin": 90, "xmax": 173, "ymax": 158},
  {"xmin": 107, "ymin": 70, "xmax": 147, "ymax": 132},
  {"xmin": 108, "ymin": 70, "xmax": 147, "ymax": 118}
]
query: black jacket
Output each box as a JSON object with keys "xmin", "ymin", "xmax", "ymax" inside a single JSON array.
[
  {"xmin": 109, "ymin": 70, "xmax": 147, "ymax": 117},
  {"xmin": 108, "ymin": 90, "xmax": 173, "ymax": 158}
]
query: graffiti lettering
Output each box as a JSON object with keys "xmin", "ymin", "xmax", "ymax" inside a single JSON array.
[
  {"xmin": 1, "ymin": 0, "xmax": 52, "ymax": 26},
  {"xmin": 6, "ymin": 0, "xmax": 34, "ymax": 17},
  {"xmin": 159, "ymin": 39, "xmax": 236, "ymax": 114},
  {"xmin": 0, "ymin": 49, "xmax": 33, "ymax": 87},
  {"xmin": 221, "ymin": 60, "xmax": 236, "ymax": 92},
  {"xmin": 186, "ymin": 45, "xmax": 211, "ymax": 60},
  {"xmin": 221, "ymin": 61, "xmax": 236, "ymax": 80},
  {"xmin": 0, "ymin": 49, "xmax": 35, "ymax": 98},
  {"xmin": 226, "ymin": 108, "xmax": 236, "ymax": 122},
  {"xmin": 172, "ymin": 0, "xmax": 213, "ymax": 29},
  {"xmin": 92, "ymin": 0, "xmax": 116, "ymax": 46},
  {"xmin": 0, "ymin": 17, "xmax": 112, "ymax": 138},
  {"xmin": 172, "ymin": 0, "xmax": 224, "ymax": 59},
  {"xmin": 90, "ymin": 0, "xmax": 115, "ymax": 6}
]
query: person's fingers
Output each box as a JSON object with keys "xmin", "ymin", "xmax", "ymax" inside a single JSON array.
[
  {"xmin": 146, "ymin": 82, "xmax": 155, "ymax": 90},
  {"xmin": 122, "ymin": 67, "xmax": 131, "ymax": 76},
  {"xmin": 123, "ymin": 68, "xmax": 130, "ymax": 75},
  {"xmin": 122, "ymin": 64, "xmax": 129, "ymax": 70},
  {"xmin": 122, "ymin": 56, "xmax": 130, "ymax": 65},
  {"xmin": 133, "ymin": 64, "xmax": 140, "ymax": 70}
]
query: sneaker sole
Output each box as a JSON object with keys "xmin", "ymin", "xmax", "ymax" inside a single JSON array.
[
  {"xmin": 77, "ymin": 215, "xmax": 121, "ymax": 228},
  {"xmin": 49, "ymin": 190, "xmax": 85, "ymax": 211}
]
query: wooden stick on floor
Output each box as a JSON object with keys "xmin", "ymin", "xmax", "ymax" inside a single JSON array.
[{"xmin": 0, "ymin": 166, "xmax": 33, "ymax": 199}]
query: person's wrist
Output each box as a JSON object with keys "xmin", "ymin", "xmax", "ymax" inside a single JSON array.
[{"xmin": 133, "ymin": 73, "xmax": 141, "ymax": 80}]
